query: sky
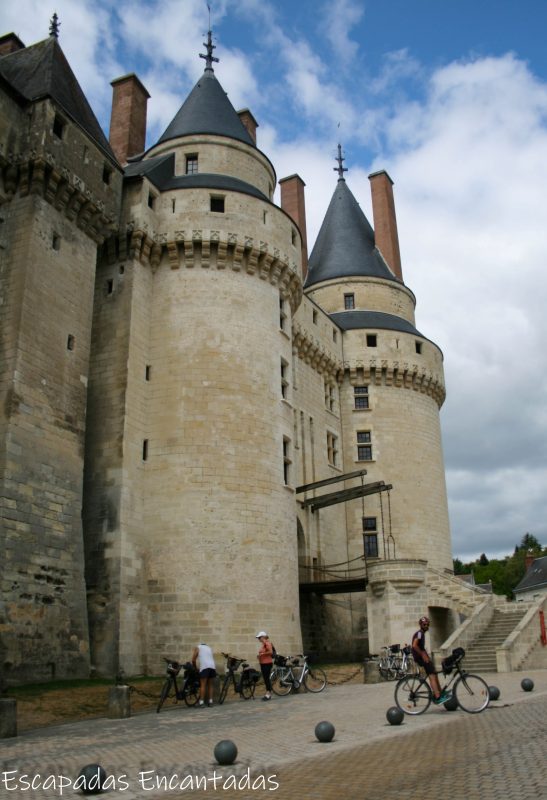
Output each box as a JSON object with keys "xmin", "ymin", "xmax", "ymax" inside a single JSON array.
[{"xmin": 2, "ymin": 0, "xmax": 546, "ymax": 562}]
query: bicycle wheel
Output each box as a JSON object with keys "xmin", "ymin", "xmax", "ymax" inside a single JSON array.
[
  {"xmin": 183, "ymin": 678, "xmax": 200, "ymax": 707},
  {"xmin": 394, "ymin": 675, "xmax": 432, "ymax": 715},
  {"xmin": 304, "ymin": 667, "xmax": 327, "ymax": 693},
  {"xmin": 239, "ymin": 673, "xmax": 256, "ymax": 700},
  {"xmin": 271, "ymin": 666, "xmax": 292, "ymax": 696},
  {"xmin": 157, "ymin": 678, "xmax": 172, "ymax": 713},
  {"xmin": 454, "ymin": 673, "xmax": 490, "ymax": 713},
  {"xmin": 218, "ymin": 675, "xmax": 230, "ymax": 705},
  {"xmin": 379, "ymin": 665, "xmax": 397, "ymax": 681}
]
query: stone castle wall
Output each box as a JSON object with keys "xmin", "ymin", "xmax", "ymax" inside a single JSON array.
[{"xmin": 0, "ymin": 92, "xmax": 122, "ymax": 682}]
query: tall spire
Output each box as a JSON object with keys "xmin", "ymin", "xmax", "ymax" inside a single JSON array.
[
  {"xmin": 334, "ymin": 143, "xmax": 348, "ymax": 181},
  {"xmin": 49, "ymin": 12, "xmax": 60, "ymax": 39},
  {"xmin": 200, "ymin": 28, "xmax": 219, "ymax": 73}
]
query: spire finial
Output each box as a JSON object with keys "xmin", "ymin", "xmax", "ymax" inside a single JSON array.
[
  {"xmin": 49, "ymin": 12, "xmax": 60, "ymax": 39},
  {"xmin": 334, "ymin": 143, "xmax": 348, "ymax": 181},
  {"xmin": 200, "ymin": 6, "xmax": 219, "ymax": 73}
]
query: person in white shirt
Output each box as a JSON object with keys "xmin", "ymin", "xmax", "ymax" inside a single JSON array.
[{"xmin": 192, "ymin": 642, "xmax": 217, "ymax": 707}]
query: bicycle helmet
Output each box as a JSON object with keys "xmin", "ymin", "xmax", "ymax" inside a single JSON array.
[{"xmin": 255, "ymin": 631, "xmax": 268, "ymax": 639}]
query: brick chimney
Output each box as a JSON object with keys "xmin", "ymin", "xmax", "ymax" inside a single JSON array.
[
  {"xmin": 0, "ymin": 33, "xmax": 25, "ymax": 56},
  {"xmin": 368, "ymin": 170, "xmax": 403, "ymax": 281},
  {"xmin": 109, "ymin": 73, "xmax": 150, "ymax": 165},
  {"xmin": 279, "ymin": 174, "xmax": 308, "ymax": 280},
  {"xmin": 237, "ymin": 108, "xmax": 258, "ymax": 145},
  {"xmin": 524, "ymin": 552, "xmax": 536, "ymax": 572}
]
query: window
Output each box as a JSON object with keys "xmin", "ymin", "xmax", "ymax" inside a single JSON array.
[
  {"xmin": 279, "ymin": 296, "xmax": 287, "ymax": 331},
  {"xmin": 102, "ymin": 165, "xmax": 112, "ymax": 185},
  {"xmin": 210, "ymin": 195, "xmax": 225, "ymax": 213},
  {"xmin": 415, "ymin": 341, "xmax": 422, "ymax": 354},
  {"xmin": 344, "ymin": 293, "xmax": 355, "ymax": 310},
  {"xmin": 283, "ymin": 437, "xmax": 291, "ymax": 485},
  {"xmin": 145, "ymin": 365, "xmax": 151, "ymax": 381},
  {"xmin": 263, "ymin": 211, "xmax": 267, "ymax": 224},
  {"xmin": 106, "ymin": 279, "xmax": 114, "ymax": 295},
  {"xmin": 53, "ymin": 114, "xmax": 65, "ymax": 139},
  {"xmin": 364, "ymin": 533, "xmax": 379, "ymax": 558},
  {"xmin": 172, "ymin": 199, "xmax": 176, "ymax": 213},
  {"xmin": 280, "ymin": 359, "xmax": 289, "ymax": 399},
  {"xmin": 67, "ymin": 334, "xmax": 75, "ymax": 351},
  {"xmin": 312, "ymin": 310, "xmax": 318, "ymax": 324},
  {"xmin": 357, "ymin": 431, "xmax": 372, "ymax": 461},
  {"xmin": 52, "ymin": 233, "xmax": 61, "ymax": 251},
  {"xmin": 324, "ymin": 381, "xmax": 336, "ymax": 412},
  {"xmin": 327, "ymin": 432, "xmax": 338, "ymax": 467},
  {"xmin": 333, "ymin": 329, "xmax": 337, "ymax": 342},
  {"xmin": 366, "ymin": 334, "xmax": 377, "ymax": 347},
  {"xmin": 354, "ymin": 386, "xmax": 369, "ymax": 410},
  {"xmin": 148, "ymin": 193, "xmax": 156, "ymax": 209},
  {"xmin": 142, "ymin": 440, "xmax": 149, "ymax": 461},
  {"xmin": 362, "ymin": 516, "xmax": 377, "ymax": 532},
  {"xmin": 186, "ymin": 154, "xmax": 198, "ymax": 174},
  {"xmin": 291, "ymin": 228, "xmax": 297, "ymax": 246}
]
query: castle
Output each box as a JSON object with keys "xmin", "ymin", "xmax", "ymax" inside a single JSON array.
[{"xmin": 1, "ymin": 25, "xmax": 463, "ymax": 683}]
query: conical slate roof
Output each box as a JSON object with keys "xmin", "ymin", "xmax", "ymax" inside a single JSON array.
[
  {"xmin": 0, "ymin": 36, "xmax": 116, "ymax": 160},
  {"xmin": 157, "ymin": 69, "xmax": 254, "ymax": 147},
  {"xmin": 304, "ymin": 178, "xmax": 399, "ymax": 288}
]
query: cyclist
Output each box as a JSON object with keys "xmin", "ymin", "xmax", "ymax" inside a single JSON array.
[
  {"xmin": 412, "ymin": 616, "xmax": 450, "ymax": 704},
  {"xmin": 255, "ymin": 631, "xmax": 273, "ymax": 701},
  {"xmin": 191, "ymin": 642, "xmax": 217, "ymax": 707}
]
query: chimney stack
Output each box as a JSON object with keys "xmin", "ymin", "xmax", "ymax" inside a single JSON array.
[
  {"xmin": 279, "ymin": 174, "xmax": 308, "ymax": 280},
  {"xmin": 109, "ymin": 73, "xmax": 150, "ymax": 165},
  {"xmin": 368, "ymin": 170, "xmax": 403, "ymax": 281},
  {"xmin": 524, "ymin": 552, "xmax": 535, "ymax": 572},
  {"xmin": 237, "ymin": 108, "xmax": 258, "ymax": 145},
  {"xmin": 0, "ymin": 33, "xmax": 25, "ymax": 56}
]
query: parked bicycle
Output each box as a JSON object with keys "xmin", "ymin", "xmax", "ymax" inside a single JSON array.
[
  {"xmin": 270, "ymin": 654, "xmax": 327, "ymax": 695},
  {"xmin": 378, "ymin": 643, "xmax": 418, "ymax": 680},
  {"xmin": 394, "ymin": 647, "xmax": 490, "ymax": 715},
  {"xmin": 157, "ymin": 658, "xmax": 200, "ymax": 713},
  {"xmin": 218, "ymin": 653, "xmax": 260, "ymax": 704}
]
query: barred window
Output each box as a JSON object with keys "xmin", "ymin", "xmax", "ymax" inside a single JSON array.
[{"xmin": 354, "ymin": 386, "xmax": 369, "ymax": 410}]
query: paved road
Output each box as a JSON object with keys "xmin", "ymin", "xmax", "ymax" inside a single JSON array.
[{"xmin": 1, "ymin": 669, "xmax": 546, "ymax": 800}]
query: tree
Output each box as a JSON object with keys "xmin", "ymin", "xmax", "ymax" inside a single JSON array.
[
  {"xmin": 479, "ymin": 553, "xmax": 489, "ymax": 566},
  {"xmin": 518, "ymin": 533, "xmax": 543, "ymax": 553}
]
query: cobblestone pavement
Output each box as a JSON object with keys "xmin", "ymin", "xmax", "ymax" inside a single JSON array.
[{"xmin": 1, "ymin": 670, "xmax": 546, "ymax": 800}]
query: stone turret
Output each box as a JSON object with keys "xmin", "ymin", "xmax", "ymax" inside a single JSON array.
[
  {"xmin": 301, "ymin": 152, "xmax": 452, "ymax": 653},
  {"xmin": 83, "ymin": 31, "xmax": 304, "ymax": 674}
]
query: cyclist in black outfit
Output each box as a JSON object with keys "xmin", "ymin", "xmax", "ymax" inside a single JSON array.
[{"xmin": 412, "ymin": 616, "xmax": 451, "ymax": 704}]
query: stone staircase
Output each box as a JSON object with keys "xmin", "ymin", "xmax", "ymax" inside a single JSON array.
[
  {"xmin": 462, "ymin": 608, "xmax": 528, "ymax": 672},
  {"xmin": 426, "ymin": 567, "xmax": 487, "ymax": 616}
]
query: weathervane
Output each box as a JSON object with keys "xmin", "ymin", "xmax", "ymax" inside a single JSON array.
[
  {"xmin": 334, "ymin": 143, "xmax": 348, "ymax": 181},
  {"xmin": 200, "ymin": 4, "xmax": 219, "ymax": 72},
  {"xmin": 49, "ymin": 12, "xmax": 60, "ymax": 39}
]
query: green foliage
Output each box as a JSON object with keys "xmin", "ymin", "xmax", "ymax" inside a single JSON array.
[{"xmin": 453, "ymin": 534, "xmax": 547, "ymax": 598}]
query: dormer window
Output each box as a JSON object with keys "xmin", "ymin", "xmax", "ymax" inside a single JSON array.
[{"xmin": 186, "ymin": 154, "xmax": 198, "ymax": 175}]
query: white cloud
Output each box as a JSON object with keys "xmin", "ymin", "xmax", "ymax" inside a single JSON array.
[{"xmin": 318, "ymin": 0, "xmax": 364, "ymax": 67}]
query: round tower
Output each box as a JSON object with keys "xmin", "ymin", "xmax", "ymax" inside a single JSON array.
[
  {"xmin": 86, "ymin": 33, "xmax": 304, "ymax": 673},
  {"xmin": 303, "ymin": 153, "xmax": 453, "ymax": 650}
]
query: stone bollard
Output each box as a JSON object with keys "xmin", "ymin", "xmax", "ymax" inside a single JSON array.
[
  {"xmin": 363, "ymin": 660, "xmax": 382, "ymax": 684},
  {"xmin": 108, "ymin": 685, "xmax": 131, "ymax": 719},
  {"xmin": 0, "ymin": 698, "xmax": 17, "ymax": 738}
]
